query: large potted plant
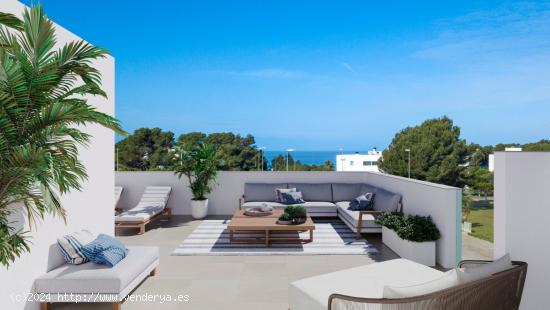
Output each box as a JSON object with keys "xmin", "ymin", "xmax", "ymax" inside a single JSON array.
[
  {"xmin": 376, "ymin": 212, "xmax": 440, "ymax": 266},
  {"xmin": 0, "ymin": 6, "xmax": 124, "ymax": 267},
  {"xmin": 174, "ymin": 143, "xmax": 222, "ymax": 219}
]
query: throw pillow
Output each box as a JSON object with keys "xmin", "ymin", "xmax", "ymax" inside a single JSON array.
[
  {"xmin": 276, "ymin": 188, "xmax": 296, "ymax": 202},
  {"xmin": 348, "ymin": 193, "xmax": 375, "ymax": 211},
  {"xmin": 81, "ymin": 234, "xmax": 129, "ymax": 267},
  {"xmin": 383, "ymin": 269, "xmax": 459, "ymax": 298},
  {"xmin": 280, "ymin": 191, "xmax": 305, "ymax": 205},
  {"xmin": 57, "ymin": 230, "xmax": 96, "ymax": 265},
  {"xmin": 456, "ymin": 254, "xmax": 513, "ymax": 283}
]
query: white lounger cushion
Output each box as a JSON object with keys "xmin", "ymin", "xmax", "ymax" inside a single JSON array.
[
  {"xmin": 116, "ymin": 204, "xmax": 166, "ymax": 222},
  {"xmin": 34, "ymin": 246, "xmax": 159, "ymax": 294},
  {"xmin": 115, "ymin": 186, "xmax": 171, "ymax": 222},
  {"xmin": 289, "ymin": 259, "xmax": 444, "ymax": 310}
]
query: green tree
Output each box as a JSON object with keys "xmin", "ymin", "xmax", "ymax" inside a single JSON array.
[
  {"xmin": 467, "ymin": 167, "xmax": 493, "ymax": 199},
  {"xmin": 0, "ymin": 6, "xmax": 124, "ymax": 267},
  {"xmin": 270, "ymin": 153, "xmax": 334, "ymax": 171},
  {"xmin": 116, "ymin": 128, "xmax": 175, "ymax": 170},
  {"xmin": 271, "ymin": 154, "xmax": 291, "ymax": 171},
  {"xmin": 378, "ymin": 116, "xmax": 468, "ymax": 187},
  {"xmin": 522, "ymin": 139, "xmax": 550, "ymax": 151},
  {"xmin": 178, "ymin": 132, "xmax": 263, "ymax": 171}
]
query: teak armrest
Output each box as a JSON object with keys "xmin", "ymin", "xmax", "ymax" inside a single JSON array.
[
  {"xmin": 356, "ymin": 210, "xmax": 385, "ymax": 239},
  {"xmin": 239, "ymin": 195, "xmax": 245, "ymax": 210}
]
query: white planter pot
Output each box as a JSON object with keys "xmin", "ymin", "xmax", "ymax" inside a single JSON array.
[
  {"xmin": 191, "ymin": 199, "xmax": 208, "ymax": 219},
  {"xmin": 462, "ymin": 221, "xmax": 472, "ymax": 233},
  {"xmin": 382, "ymin": 227, "xmax": 436, "ymax": 267}
]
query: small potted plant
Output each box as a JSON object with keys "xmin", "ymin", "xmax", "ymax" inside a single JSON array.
[
  {"xmin": 174, "ymin": 143, "xmax": 222, "ymax": 219},
  {"xmin": 277, "ymin": 205, "xmax": 307, "ymax": 225},
  {"xmin": 376, "ymin": 212, "xmax": 440, "ymax": 266}
]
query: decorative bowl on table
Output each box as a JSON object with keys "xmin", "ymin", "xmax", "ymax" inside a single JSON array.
[{"xmin": 244, "ymin": 207, "xmax": 273, "ymax": 216}]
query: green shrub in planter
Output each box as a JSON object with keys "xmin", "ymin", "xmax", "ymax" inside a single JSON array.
[
  {"xmin": 376, "ymin": 213, "xmax": 440, "ymax": 242},
  {"xmin": 285, "ymin": 205, "xmax": 307, "ymax": 219},
  {"xmin": 375, "ymin": 212, "xmax": 404, "ymax": 231},
  {"xmin": 278, "ymin": 213, "xmax": 292, "ymax": 221}
]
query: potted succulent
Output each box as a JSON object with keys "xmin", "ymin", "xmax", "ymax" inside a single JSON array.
[
  {"xmin": 174, "ymin": 143, "xmax": 222, "ymax": 219},
  {"xmin": 376, "ymin": 212, "xmax": 440, "ymax": 266},
  {"xmin": 277, "ymin": 205, "xmax": 307, "ymax": 225}
]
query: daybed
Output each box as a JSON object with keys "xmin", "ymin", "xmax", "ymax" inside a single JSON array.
[{"xmin": 35, "ymin": 245, "xmax": 159, "ymax": 310}]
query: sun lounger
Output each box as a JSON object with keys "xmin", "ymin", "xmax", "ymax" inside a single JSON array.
[{"xmin": 115, "ymin": 186, "xmax": 172, "ymax": 234}]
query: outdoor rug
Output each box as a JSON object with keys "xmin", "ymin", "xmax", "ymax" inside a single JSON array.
[{"xmin": 172, "ymin": 218, "xmax": 379, "ymax": 256}]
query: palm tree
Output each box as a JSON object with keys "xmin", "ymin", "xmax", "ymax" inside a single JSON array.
[{"xmin": 0, "ymin": 5, "xmax": 124, "ymax": 267}]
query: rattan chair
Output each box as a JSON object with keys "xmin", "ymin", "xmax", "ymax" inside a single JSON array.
[{"xmin": 328, "ymin": 260, "xmax": 527, "ymax": 310}]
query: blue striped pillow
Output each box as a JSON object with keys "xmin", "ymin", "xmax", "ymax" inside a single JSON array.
[
  {"xmin": 57, "ymin": 230, "xmax": 96, "ymax": 265},
  {"xmin": 81, "ymin": 234, "xmax": 129, "ymax": 267}
]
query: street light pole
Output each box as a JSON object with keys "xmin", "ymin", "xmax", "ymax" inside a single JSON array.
[
  {"xmin": 286, "ymin": 148, "xmax": 294, "ymax": 171},
  {"xmin": 259, "ymin": 146, "xmax": 266, "ymax": 171},
  {"xmin": 405, "ymin": 148, "xmax": 411, "ymax": 178}
]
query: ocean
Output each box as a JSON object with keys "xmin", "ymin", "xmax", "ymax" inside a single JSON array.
[{"xmin": 263, "ymin": 150, "xmax": 368, "ymax": 167}]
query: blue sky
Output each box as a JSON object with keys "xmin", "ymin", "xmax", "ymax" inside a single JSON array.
[{"xmin": 23, "ymin": 0, "xmax": 550, "ymax": 150}]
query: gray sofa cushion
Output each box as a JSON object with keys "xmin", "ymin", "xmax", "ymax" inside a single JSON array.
[
  {"xmin": 244, "ymin": 183, "xmax": 287, "ymax": 202},
  {"xmin": 300, "ymin": 201, "xmax": 337, "ymax": 214},
  {"xmin": 289, "ymin": 183, "xmax": 333, "ymax": 202},
  {"xmin": 373, "ymin": 189, "xmax": 401, "ymax": 212},
  {"xmin": 332, "ymin": 183, "xmax": 363, "ymax": 202},
  {"xmin": 242, "ymin": 201, "xmax": 336, "ymax": 215},
  {"xmin": 34, "ymin": 246, "xmax": 158, "ymax": 294},
  {"xmin": 336, "ymin": 202, "xmax": 381, "ymax": 229},
  {"xmin": 241, "ymin": 201, "xmax": 286, "ymax": 208},
  {"xmin": 360, "ymin": 183, "xmax": 378, "ymax": 195}
]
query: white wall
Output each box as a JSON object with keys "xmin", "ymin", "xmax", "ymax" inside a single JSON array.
[
  {"xmin": 116, "ymin": 171, "xmax": 462, "ymax": 268},
  {"xmin": 494, "ymin": 152, "xmax": 550, "ymax": 310},
  {"xmin": 0, "ymin": 1, "xmax": 115, "ymax": 309}
]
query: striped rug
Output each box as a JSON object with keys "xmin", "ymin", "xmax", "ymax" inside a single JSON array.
[{"xmin": 172, "ymin": 219, "xmax": 379, "ymax": 256}]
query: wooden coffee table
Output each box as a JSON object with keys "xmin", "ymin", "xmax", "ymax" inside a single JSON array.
[{"xmin": 227, "ymin": 209, "xmax": 315, "ymax": 247}]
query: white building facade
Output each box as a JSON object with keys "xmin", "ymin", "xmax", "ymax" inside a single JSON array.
[{"xmin": 336, "ymin": 149, "xmax": 382, "ymax": 172}]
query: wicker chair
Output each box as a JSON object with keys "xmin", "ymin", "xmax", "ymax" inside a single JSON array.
[{"xmin": 328, "ymin": 260, "xmax": 527, "ymax": 310}]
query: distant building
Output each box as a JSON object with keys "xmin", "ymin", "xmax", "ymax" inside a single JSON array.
[
  {"xmin": 488, "ymin": 147, "xmax": 522, "ymax": 172},
  {"xmin": 336, "ymin": 148, "xmax": 382, "ymax": 172}
]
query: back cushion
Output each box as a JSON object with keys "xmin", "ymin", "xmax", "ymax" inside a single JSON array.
[
  {"xmin": 373, "ymin": 189, "xmax": 402, "ymax": 212},
  {"xmin": 289, "ymin": 183, "xmax": 332, "ymax": 202},
  {"xmin": 332, "ymin": 183, "xmax": 362, "ymax": 202},
  {"xmin": 383, "ymin": 269, "xmax": 459, "ymax": 298},
  {"xmin": 360, "ymin": 183, "xmax": 377, "ymax": 195},
  {"xmin": 457, "ymin": 254, "xmax": 513, "ymax": 283},
  {"xmin": 244, "ymin": 183, "xmax": 287, "ymax": 202}
]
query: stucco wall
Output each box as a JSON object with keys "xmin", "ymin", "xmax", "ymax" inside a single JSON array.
[
  {"xmin": 0, "ymin": 1, "xmax": 115, "ymax": 309},
  {"xmin": 494, "ymin": 152, "xmax": 550, "ymax": 310},
  {"xmin": 116, "ymin": 171, "xmax": 461, "ymax": 268}
]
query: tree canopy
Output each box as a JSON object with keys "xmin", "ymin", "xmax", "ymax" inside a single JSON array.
[
  {"xmin": 270, "ymin": 154, "xmax": 334, "ymax": 171},
  {"xmin": 178, "ymin": 132, "xmax": 261, "ymax": 171},
  {"xmin": 378, "ymin": 116, "xmax": 468, "ymax": 187},
  {"xmin": 117, "ymin": 130, "xmax": 268, "ymax": 171},
  {"xmin": 115, "ymin": 128, "xmax": 174, "ymax": 170}
]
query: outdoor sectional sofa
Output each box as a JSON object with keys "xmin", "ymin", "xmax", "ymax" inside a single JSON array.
[{"xmin": 239, "ymin": 182, "xmax": 402, "ymax": 237}]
